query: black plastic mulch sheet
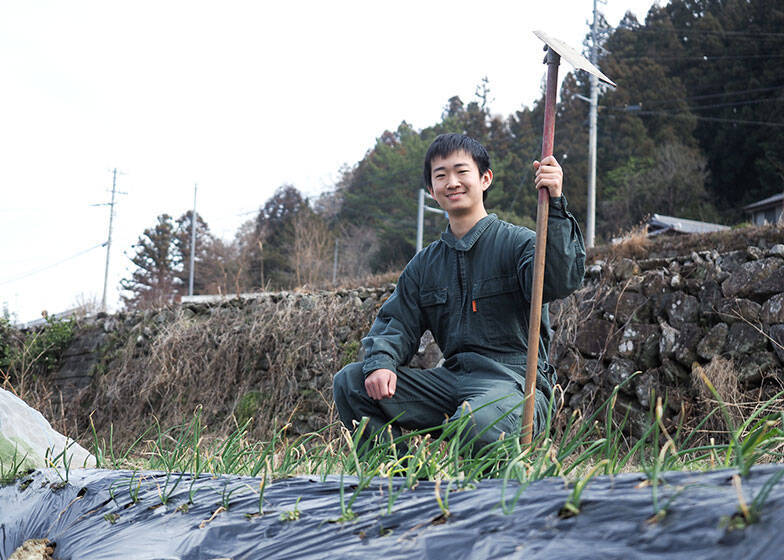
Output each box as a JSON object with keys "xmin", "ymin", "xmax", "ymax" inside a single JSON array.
[{"xmin": 2, "ymin": 464, "xmax": 784, "ymax": 559}]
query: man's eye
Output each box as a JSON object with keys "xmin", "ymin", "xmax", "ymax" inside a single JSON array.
[
  {"xmin": 459, "ymin": 170, "xmax": 468, "ymax": 174},
  {"xmin": 435, "ymin": 174, "xmax": 445, "ymax": 179}
]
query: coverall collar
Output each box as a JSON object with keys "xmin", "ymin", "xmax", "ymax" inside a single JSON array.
[{"xmin": 441, "ymin": 213, "xmax": 498, "ymax": 251}]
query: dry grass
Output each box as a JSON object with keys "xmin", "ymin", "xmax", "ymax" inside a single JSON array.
[
  {"xmin": 690, "ymin": 357, "xmax": 784, "ymax": 444},
  {"xmin": 81, "ymin": 294, "xmax": 378, "ymax": 449},
  {"xmin": 590, "ymin": 222, "xmax": 783, "ymax": 262},
  {"xmin": 330, "ymin": 270, "xmax": 400, "ymax": 290},
  {"xmin": 692, "ymin": 357, "xmax": 744, "ymax": 432},
  {"xmin": 608, "ymin": 224, "xmax": 651, "ymax": 260}
]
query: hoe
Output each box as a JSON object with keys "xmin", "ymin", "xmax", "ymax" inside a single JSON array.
[{"xmin": 522, "ymin": 30, "xmax": 616, "ymax": 445}]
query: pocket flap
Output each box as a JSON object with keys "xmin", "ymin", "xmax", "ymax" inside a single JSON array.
[
  {"xmin": 472, "ymin": 274, "xmax": 518, "ymax": 299},
  {"xmin": 421, "ymin": 287, "xmax": 448, "ymax": 306}
]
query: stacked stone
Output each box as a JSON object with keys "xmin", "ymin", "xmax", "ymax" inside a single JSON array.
[
  {"xmin": 44, "ymin": 286, "xmax": 397, "ymax": 439},
  {"xmin": 551, "ymin": 243, "xmax": 784, "ymax": 434},
  {"xmin": 35, "ymin": 240, "xmax": 784, "ymax": 443}
]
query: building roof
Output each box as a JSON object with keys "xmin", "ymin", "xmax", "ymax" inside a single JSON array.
[
  {"xmin": 742, "ymin": 192, "xmax": 784, "ymax": 212},
  {"xmin": 648, "ymin": 214, "xmax": 730, "ymax": 235}
]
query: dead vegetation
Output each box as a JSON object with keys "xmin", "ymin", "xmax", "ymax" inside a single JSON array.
[
  {"xmin": 9, "ymin": 538, "xmax": 55, "ymax": 560},
  {"xmin": 608, "ymin": 224, "xmax": 651, "ymax": 260},
  {"xmin": 692, "ymin": 357, "xmax": 745, "ymax": 430},
  {"xmin": 79, "ymin": 294, "xmax": 377, "ymax": 449},
  {"xmin": 692, "ymin": 357, "xmax": 784, "ymax": 438},
  {"xmin": 5, "ymin": 223, "xmax": 782, "ymax": 457},
  {"xmin": 589, "ymin": 222, "xmax": 783, "ymax": 263}
]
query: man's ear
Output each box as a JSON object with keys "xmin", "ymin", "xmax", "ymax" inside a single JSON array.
[{"xmin": 481, "ymin": 169, "xmax": 494, "ymax": 191}]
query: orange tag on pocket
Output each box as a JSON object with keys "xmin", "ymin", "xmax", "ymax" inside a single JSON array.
[{"xmin": 472, "ymin": 300, "xmax": 477, "ymax": 312}]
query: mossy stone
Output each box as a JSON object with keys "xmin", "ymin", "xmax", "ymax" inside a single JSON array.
[
  {"xmin": 235, "ymin": 391, "xmax": 264, "ymax": 427},
  {"xmin": 340, "ymin": 340, "xmax": 361, "ymax": 367}
]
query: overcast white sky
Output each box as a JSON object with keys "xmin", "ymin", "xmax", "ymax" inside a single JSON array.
[{"xmin": 1, "ymin": 0, "xmax": 657, "ymax": 323}]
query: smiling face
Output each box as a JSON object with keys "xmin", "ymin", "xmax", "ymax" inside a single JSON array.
[{"xmin": 428, "ymin": 149, "xmax": 493, "ymax": 219}]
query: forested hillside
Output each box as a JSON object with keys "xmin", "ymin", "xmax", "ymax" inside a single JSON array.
[{"xmin": 121, "ymin": 0, "xmax": 784, "ymax": 306}]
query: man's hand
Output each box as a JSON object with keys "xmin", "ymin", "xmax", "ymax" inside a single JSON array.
[
  {"xmin": 365, "ymin": 368, "xmax": 397, "ymax": 400},
  {"xmin": 533, "ymin": 155, "xmax": 563, "ymax": 198}
]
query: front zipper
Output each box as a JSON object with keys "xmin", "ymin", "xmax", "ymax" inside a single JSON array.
[{"xmin": 457, "ymin": 250, "xmax": 467, "ymax": 347}]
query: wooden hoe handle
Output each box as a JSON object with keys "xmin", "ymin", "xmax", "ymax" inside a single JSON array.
[{"xmin": 521, "ymin": 47, "xmax": 561, "ymax": 446}]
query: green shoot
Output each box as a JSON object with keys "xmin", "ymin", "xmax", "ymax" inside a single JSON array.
[
  {"xmin": 279, "ymin": 496, "xmax": 301, "ymax": 522},
  {"xmin": 0, "ymin": 446, "xmax": 29, "ymax": 484},
  {"xmin": 559, "ymin": 459, "xmax": 608, "ymax": 518}
]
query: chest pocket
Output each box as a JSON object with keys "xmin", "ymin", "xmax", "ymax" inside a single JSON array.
[
  {"xmin": 421, "ymin": 287, "xmax": 447, "ymax": 307},
  {"xmin": 471, "ymin": 274, "xmax": 524, "ymax": 345},
  {"xmin": 420, "ymin": 287, "xmax": 448, "ymax": 339}
]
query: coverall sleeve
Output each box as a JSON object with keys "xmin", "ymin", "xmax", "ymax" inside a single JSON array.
[
  {"xmin": 518, "ymin": 195, "xmax": 586, "ymax": 302},
  {"xmin": 361, "ymin": 257, "xmax": 425, "ymax": 376}
]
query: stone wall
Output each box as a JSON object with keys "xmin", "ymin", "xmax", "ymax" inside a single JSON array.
[
  {"xmin": 44, "ymin": 288, "xmax": 396, "ymax": 445},
  {"xmin": 37, "ymin": 234, "xmax": 784, "ymax": 444},
  {"xmin": 549, "ymin": 242, "xmax": 784, "ymax": 435},
  {"xmin": 49, "ymin": 288, "xmax": 396, "ymax": 401}
]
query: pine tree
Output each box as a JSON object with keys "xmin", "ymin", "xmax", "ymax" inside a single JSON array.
[
  {"xmin": 120, "ymin": 214, "xmax": 182, "ymax": 309},
  {"xmin": 338, "ymin": 122, "xmax": 436, "ymax": 271},
  {"xmin": 250, "ymin": 185, "xmax": 312, "ymax": 289}
]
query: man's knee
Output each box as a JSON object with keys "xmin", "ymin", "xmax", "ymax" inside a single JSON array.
[
  {"xmin": 452, "ymin": 397, "xmax": 522, "ymax": 450},
  {"xmin": 333, "ymin": 362, "xmax": 364, "ymax": 401},
  {"xmin": 454, "ymin": 389, "xmax": 553, "ymax": 450},
  {"xmin": 333, "ymin": 362, "xmax": 366, "ymax": 427},
  {"xmin": 533, "ymin": 388, "xmax": 554, "ymax": 437}
]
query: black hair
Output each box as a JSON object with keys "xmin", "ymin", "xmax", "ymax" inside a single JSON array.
[{"xmin": 423, "ymin": 133, "xmax": 492, "ymax": 200}]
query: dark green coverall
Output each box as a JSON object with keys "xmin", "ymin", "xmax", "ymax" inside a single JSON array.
[{"xmin": 333, "ymin": 196, "xmax": 585, "ymax": 450}]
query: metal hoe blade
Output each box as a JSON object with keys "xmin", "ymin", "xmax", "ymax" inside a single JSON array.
[{"xmin": 533, "ymin": 29, "xmax": 616, "ymax": 87}]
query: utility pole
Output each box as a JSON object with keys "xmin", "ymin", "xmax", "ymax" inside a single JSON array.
[
  {"xmin": 417, "ymin": 189, "xmax": 425, "ymax": 253},
  {"xmin": 189, "ymin": 184, "xmax": 197, "ymax": 296},
  {"xmin": 101, "ymin": 169, "xmax": 120, "ymax": 312},
  {"xmin": 332, "ymin": 238, "xmax": 339, "ymax": 284},
  {"xmin": 417, "ymin": 189, "xmax": 447, "ymax": 253},
  {"xmin": 586, "ymin": 0, "xmax": 600, "ymax": 248}
]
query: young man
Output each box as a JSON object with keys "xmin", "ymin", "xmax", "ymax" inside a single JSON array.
[{"xmin": 333, "ymin": 133, "xmax": 585, "ymax": 453}]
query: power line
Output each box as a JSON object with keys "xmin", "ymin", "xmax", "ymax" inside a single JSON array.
[
  {"xmin": 0, "ymin": 242, "xmax": 107, "ymax": 286},
  {"xmin": 614, "ymin": 26, "xmax": 784, "ymax": 39},
  {"xmin": 604, "ymin": 107, "xmax": 784, "ymax": 127},
  {"xmin": 681, "ymin": 98, "xmax": 782, "ymax": 111},
  {"xmin": 0, "ymin": 206, "xmax": 90, "ymax": 214},
  {"xmin": 614, "ymin": 98, "xmax": 783, "ymax": 113},
  {"xmin": 612, "ymin": 53, "xmax": 784, "ymax": 62},
  {"xmin": 625, "ymin": 85, "xmax": 784, "ymax": 107}
]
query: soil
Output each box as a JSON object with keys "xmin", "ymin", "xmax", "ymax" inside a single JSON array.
[{"xmin": 9, "ymin": 539, "xmax": 54, "ymax": 560}]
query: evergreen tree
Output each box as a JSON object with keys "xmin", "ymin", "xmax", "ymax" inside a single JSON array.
[
  {"xmin": 121, "ymin": 0, "xmax": 783, "ymax": 286},
  {"xmin": 121, "ymin": 214, "xmax": 182, "ymax": 309},
  {"xmin": 250, "ymin": 185, "xmax": 312, "ymax": 289},
  {"xmin": 602, "ymin": 0, "xmax": 784, "ymax": 218},
  {"xmin": 338, "ymin": 122, "xmax": 438, "ymax": 271}
]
